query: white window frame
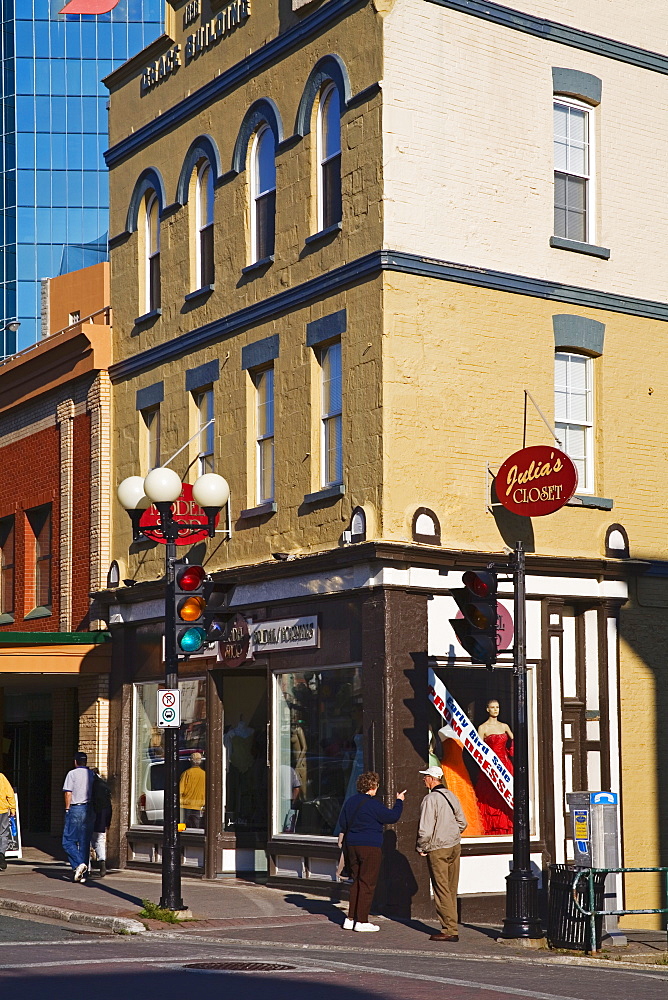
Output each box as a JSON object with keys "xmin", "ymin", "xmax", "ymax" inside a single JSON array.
[
  {"xmin": 250, "ymin": 124, "xmax": 276, "ymax": 263},
  {"xmin": 553, "ymin": 97, "xmax": 594, "ymax": 245},
  {"xmin": 316, "ymin": 82, "xmax": 342, "ymax": 232},
  {"xmin": 554, "ymin": 351, "xmax": 594, "ymax": 494},
  {"xmin": 254, "ymin": 366, "xmax": 275, "ymax": 504},
  {"xmin": 195, "ymin": 160, "xmax": 214, "ymax": 289},
  {"xmin": 319, "ymin": 340, "xmax": 342, "ymax": 488},
  {"xmin": 145, "ymin": 192, "xmax": 160, "ymax": 313},
  {"xmin": 142, "ymin": 405, "xmax": 161, "ymax": 474},
  {"xmin": 195, "ymin": 387, "xmax": 214, "ymax": 477}
]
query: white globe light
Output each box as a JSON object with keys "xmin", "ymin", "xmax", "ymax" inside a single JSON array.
[
  {"xmin": 144, "ymin": 467, "xmax": 183, "ymax": 504},
  {"xmin": 192, "ymin": 473, "xmax": 230, "ymax": 510},
  {"xmin": 117, "ymin": 476, "xmax": 147, "ymax": 511}
]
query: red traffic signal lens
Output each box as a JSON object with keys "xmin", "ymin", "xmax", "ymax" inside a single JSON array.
[
  {"xmin": 176, "ymin": 565, "xmax": 206, "ymax": 591},
  {"xmin": 178, "ymin": 595, "xmax": 206, "ymax": 622},
  {"xmin": 462, "ymin": 571, "xmax": 495, "ymax": 598}
]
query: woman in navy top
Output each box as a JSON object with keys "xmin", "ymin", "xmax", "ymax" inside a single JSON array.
[{"xmin": 337, "ymin": 771, "xmax": 406, "ymax": 932}]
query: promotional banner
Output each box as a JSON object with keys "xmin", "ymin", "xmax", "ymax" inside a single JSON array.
[{"xmin": 428, "ymin": 668, "xmax": 514, "ymax": 809}]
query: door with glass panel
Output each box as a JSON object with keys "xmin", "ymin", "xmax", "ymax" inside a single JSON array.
[{"xmin": 221, "ymin": 672, "xmax": 268, "ymax": 836}]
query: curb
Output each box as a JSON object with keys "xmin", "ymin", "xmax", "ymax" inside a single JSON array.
[{"xmin": 0, "ymin": 896, "xmax": 146, "ymax": 935}]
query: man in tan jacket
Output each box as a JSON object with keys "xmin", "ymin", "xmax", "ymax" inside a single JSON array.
[
  {"xmin": 0, "ymin": 770, "xmax": 17, "ymax": 871},
  {"xmin": 416, "ymin": 766, "xmax": 467, "ymax": 941}
]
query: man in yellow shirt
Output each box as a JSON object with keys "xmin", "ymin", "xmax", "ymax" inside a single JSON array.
[
  {"xmin": 0, "ymin": 770, "xmax": 17, "ymax": 871},
  {"xmin": 179, "ymin": 752, "xmax": 205, "ymax": 829}
]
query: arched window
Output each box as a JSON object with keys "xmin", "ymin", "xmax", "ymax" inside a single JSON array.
[
  {"xmin": 250, "ymin": 125, "xmax": 276, "ymax": 263},
  {"xmin": 145, "ymin": 191, "xmax": 160, "ymax": 312},
  {"xmin": 317, "ymin": 84, "xmax": 342, "ymax": 230},
  {"xmin": 195, "ymin": 161, "xmax": 214, "ymax": 288}
]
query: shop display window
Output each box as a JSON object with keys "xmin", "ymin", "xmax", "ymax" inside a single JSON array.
[
  {"xmin": 428, "ymin": 666, "xmax": 537, "ymax": 839},
  {"xmin": 132, "ymin": 678, "xmax": 207, "ymax": 829},
  {"xmin": 274, "ymin": 666, "xmax": 363, "ymax": 837}
]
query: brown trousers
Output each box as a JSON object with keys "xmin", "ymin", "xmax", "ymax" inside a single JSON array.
[
  {"xmin": 347, "ymin": 845, "xmax": 382, "ymax": 924},
  {"xmin": 426, "ymin": 843, "xmax": 461, "ymax": 934}
]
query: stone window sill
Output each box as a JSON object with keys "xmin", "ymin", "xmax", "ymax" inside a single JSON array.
[
  {"xmin": 0, "ymin": 613, "xmax": 14, "ymax": 625},
  {"xmin": 305, "ymin": 222, "xmax": 343, "ymax": 246},
  {"xmin": 24, "ymin": 606, "xmax": 52, "ymax": 620},
  {"xmin": 567, "ymin": 495, "xmax": 614, "ymax": 510},
  {"xmin": 549, "ymin": 236, "xmax": 610, "ymax": 260},
  {"xmin": 241, "ymin": 255, "xmax": 274, "ymax": 276},
  {"xmin": 134, "ymin": 308, "xmax": 162, "ymax": 325},
  {"xmin": 185, "ymin": 284, "xmax": 215, "ymax": 302},
  {"xmin": 239, "ymin": 501, "xmax": 277, "ymax": 519},
  {"xmin": 303, "ymin": 484, "xmax": 346, "ymax": 505}
]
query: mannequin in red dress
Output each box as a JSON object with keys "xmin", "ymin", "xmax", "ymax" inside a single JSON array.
[{"xmin": 475, "ymin": 700, "xmax": 514, "ymax": 835}]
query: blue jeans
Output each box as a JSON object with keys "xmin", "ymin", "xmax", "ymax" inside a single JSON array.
[{"xmin": 62, "ymin": 804, "xmax": 92, "ymax": 871}]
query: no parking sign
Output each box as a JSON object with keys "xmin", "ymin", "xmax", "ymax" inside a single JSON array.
[{"xmin": 157, "ymin": 689, "xmax": 181, "ymax": 729}]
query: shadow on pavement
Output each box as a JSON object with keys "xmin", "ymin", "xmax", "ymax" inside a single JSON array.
[{"xmin": 32, "ymin": 867, "xmax": 144, "ymax": 907}]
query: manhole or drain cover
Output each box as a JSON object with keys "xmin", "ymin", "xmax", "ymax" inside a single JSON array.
[{"xmin": 185, "ymin": 962, "xmax": 297, "ymax": 973}]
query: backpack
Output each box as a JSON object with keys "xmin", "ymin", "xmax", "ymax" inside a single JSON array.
[{"xmin": 92, "ymin": 774, "xmax": 112, "ymax": 814}]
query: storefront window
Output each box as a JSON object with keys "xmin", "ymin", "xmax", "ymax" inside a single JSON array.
[
  {"xmin": 275, "ymin": 666, "xmax": 363, "ymax": 837},
  {"xmin": 132, "ymin": 678, "xmax": 207, "ymax": 829},
  {"xmin": 428, "ymin": 666, "xmax": 537, "ymax": 839}
]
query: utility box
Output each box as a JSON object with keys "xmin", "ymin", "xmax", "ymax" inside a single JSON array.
[{"xmin": 566, "ymin": 791, "xmax": 626, "ymax": 945}]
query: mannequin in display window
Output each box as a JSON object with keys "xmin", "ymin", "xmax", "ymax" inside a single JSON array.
[{"xmin": 475, "ymin": 700, "xmax": 514, "ymax": 835}]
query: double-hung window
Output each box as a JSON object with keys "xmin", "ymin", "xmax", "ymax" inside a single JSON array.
[
  {"xmin": 251, "ymin": 126, "xmax": 276, "ymax": 262},
  {"xmin": 195, "ymin": 388, "xmax": 214, "ymax": 476},
  {"xmin": 317, "ymin": 84, "xmax": 342, "ymax": 231},
  {"xmin": 142, "ymin": 405, "xmax": 161, "ymax": 473},
  {"xmin": 0, "ymin": 516, "xmax": 15, "ymax": 620},
  {"xmin": 555, "ymin": 352, "xmax": 593, "ymax": 491},
  {"xmin": 554, "ymin": 100, "xmax": 591, "ymax": 243},
  {"xmin": 195, "ymin": 161, "xmax": 214, "ymax": 288},
  {"xmin": 255, "ymin": 367, "xmax": 274, "ymax": 504},
  {"xmin": 27, "ymin": 505, "xmax": 52, "ymax": 611},
  {"xmin": 320, "ymin": 341, "xmax": 342, "ymax": 487},
  {"xmin": 145, "ymin": 192, "xmax": 161, "ymax": 312}
]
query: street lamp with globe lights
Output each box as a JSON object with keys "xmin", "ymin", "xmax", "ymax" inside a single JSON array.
[{"xmin": 116, "ymin": 468, "xmax": 230, "ymax": 912}]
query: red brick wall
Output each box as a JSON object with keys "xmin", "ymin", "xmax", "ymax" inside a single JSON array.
[
  {"xmin": 72, "ymin": 412, "xmax": 92, "ymax": 630},
  {"xmin": 0, "ymin": 424, "xmax": 61, "ymax": 631}
]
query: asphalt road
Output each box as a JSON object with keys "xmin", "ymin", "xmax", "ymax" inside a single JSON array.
[{"xmin": 0, "ymin": 915, "xmax": 666, "ymax": 1000}]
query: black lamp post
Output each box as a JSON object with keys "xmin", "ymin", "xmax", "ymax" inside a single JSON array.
[
  {"xmin": 117, "ymin": 467, "xmax": 229, "ymax": 911},
  {"xmin": 502, "ymin": 540, "xmax": 543, "ymax": 939}
]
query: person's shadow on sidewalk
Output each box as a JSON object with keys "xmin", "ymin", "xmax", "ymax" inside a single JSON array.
[
  {"xmin": 284, "ymin": 893, "xmax": 344, "ymax": 925},
  {"xmin": 34, "ymin": 867, "xmax": 144, "ymax": 908}
]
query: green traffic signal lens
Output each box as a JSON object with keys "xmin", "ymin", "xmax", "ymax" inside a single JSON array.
[{"xmin": 178, "ymin": 626, "xmax": 207, "ymax": 653}]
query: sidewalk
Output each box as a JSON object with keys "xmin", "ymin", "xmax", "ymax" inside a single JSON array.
[{"xmin": 1, "ymin": 845, "xmax": 666, "ymax": 963}]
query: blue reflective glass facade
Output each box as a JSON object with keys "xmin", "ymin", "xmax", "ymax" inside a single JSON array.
[{"xmin": 0, "ymin": 0, "xmax": 162, "ymax": 355}]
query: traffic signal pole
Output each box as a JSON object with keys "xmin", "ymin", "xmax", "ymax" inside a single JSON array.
[
  {"xmin": 160, "ymin": 541, "xmax": 184, "ymax": 912},
  {"xmin": 502, "ymin": 540, "xmax": 543, "ymax": 939}
]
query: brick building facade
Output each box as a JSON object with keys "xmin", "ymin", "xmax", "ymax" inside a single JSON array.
[{"xmin": 0, "ymin": 263, "xmax": 112, "ymax": 839}]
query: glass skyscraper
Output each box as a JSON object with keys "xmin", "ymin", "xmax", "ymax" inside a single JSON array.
[{"xmin": 0, "ymin": 0, "xmax": 162, "ymax": 355}]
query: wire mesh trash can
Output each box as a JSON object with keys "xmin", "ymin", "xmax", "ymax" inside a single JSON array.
[{"xmin": 547, "ymin": 865, "xmax": 606, "ymax": 951}]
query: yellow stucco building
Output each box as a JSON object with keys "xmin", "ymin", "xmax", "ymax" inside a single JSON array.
[{"xmin": 102, "ymin": 0, "xmax": 668, "ymax": 926}]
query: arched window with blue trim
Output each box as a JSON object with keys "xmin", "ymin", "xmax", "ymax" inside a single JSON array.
[
  {"xmin": 195, "ymin": 160, "xmax": 214, "ymax": 288},
  {"xmin": 317, "ymin": 83, "xmax": 342, "ymax": 231},
  {"xmin": 250, "ymin": 125, "xmax": 276, "ymax": 262},
  {"xmin": 144, "ymin": 191, "xmax": 160, "ymax": 313}
]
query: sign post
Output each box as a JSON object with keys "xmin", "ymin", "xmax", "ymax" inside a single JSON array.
[{"xmin": 495, "ymin": 445, "xmax": 578, "ymax": 942}]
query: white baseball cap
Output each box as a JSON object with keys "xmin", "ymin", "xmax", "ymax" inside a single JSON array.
[{"xmin": 418, "ymin": 766, "xmax": 443, "ymax": 778}]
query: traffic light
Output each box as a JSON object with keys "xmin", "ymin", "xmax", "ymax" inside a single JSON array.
[
  {"xmin": 201, "ymin": 584, "xmax": 236, "ymax": 643},
  {"xmin": 450, "ymin": 570, "xmax": 498, "ymax": 669},
  {"xmin": 174, "ymin": 562, "xmax": 209, "ymax": 655}
]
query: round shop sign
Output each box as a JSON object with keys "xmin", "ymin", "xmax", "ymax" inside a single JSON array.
[
  {"xmin": 218, "ymin": 614, "xmax": 251, "ymax": 668},
  {"xmin": 139, "ymin": 482, "xmax": 218, "ymax": 545},
  {"xmin": 495, "ymin": 445, "xmax": 578, "ymax": 517}
]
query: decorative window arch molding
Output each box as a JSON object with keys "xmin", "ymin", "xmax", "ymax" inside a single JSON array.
[
  {"xmin": 126, "ymin": 167, "xmax": 167, "ymax": 234},
  {"xmin": 295, "ymin": 54, "xmax": 352, "ymax": 137},
  {"xmin": 553, "ymin": 314, "xmax": 605, "ymax": 356},
  {"xmin": 231, "ymin": 98, "xmax": 284, "ymax": 175},
  {"xmin": 552, "ymin": 67, "xmax": 602, "ymax": 106},
  {"xmin": 176, "ymin": 134, "xmax": 223, "ymax": 206}
]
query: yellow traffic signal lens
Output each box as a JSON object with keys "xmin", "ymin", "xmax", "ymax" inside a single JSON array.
[
  {"xmin": 468, "ymin": 604, "xmax": 492, "ymax": 630},
  {"xmin": 178, "ymin": 595, "xmax": 206, "ymax": 621}
]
